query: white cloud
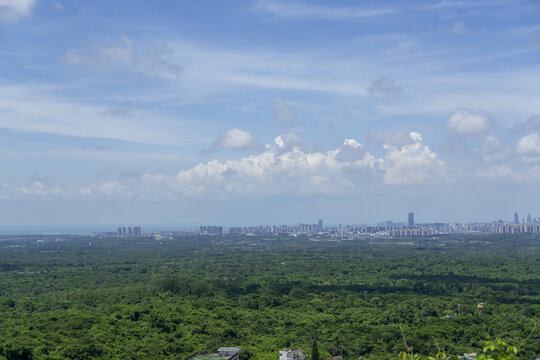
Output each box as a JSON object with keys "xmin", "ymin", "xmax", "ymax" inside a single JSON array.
[
  {"xmin": 517, "ymin": 133, "xmax": 540, "ymax": 155},
  {"xmin": 0, "ymin": 181, "xmax": 64, "ymax": 199},
  {"xmin": 79, "ymin": 132, "xmax": 452, "ymax": 199},
  {"xmin": 0, "ymin": 0, "xmax": 35, "ymax": 22},
  {"xmin": 80, "ymin": 181, "xmax": 127, "ymax": 197},
  {"xmin": 474, "ymin": 135, "xmax": 511, "ymax": 163},
  {"xmin": 273, "ymin": 132, "xmax": 303, "ymax": 150},
  {"xmin": 446, "ymin": 108, "xmax": 493, "ymax": 135},
  {"xmin": 272, "ymin": 97, "xmax": 299, "ymax": 126},
  {"xmin": 367, "ymin": 77, "xmax": 403, "ymax": 97},
  {"xmin": 254, "ymin": 1, "xmax": 395, "ymax": 20},
  {"xmin": 378, "ymin": 132, "xmax": 449, "ymax": 184},
  {"xmin": 216, "ymin": 128, "xmax": 258, "ymax": 149}
]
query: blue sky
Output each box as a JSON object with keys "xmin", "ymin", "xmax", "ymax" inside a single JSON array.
[{"xmin": 1, "ymin": 0, "xmax": 540, "ymax": 227}]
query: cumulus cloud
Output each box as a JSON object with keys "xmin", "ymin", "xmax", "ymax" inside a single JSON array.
[
  {"xmin": 80, "ymin": 131, "xmax": 451, "ymax": 200},
  {"xmin": 367, "ymin": 77, "xmax": 403, "ymax": 97},
  {"xmin": 474, "ymin": 135, "xmax": 511, "ymax": 163},
  {"xmin": 273, "ymin": 132, "xmax": 303, "ymax": 151},
  {"xmin": 134, "ymin": 135, "xmax": 378, "ymax": 198},
  {"xmin": 378, "ymin": 132, "xmax": 449, "ymax": 184},
  {"xmin": 0, "ymin": 0, "xmax": 35, "ymax": 22},
  {"xmin": 446, "ymin": 108, "xmax": 493, "ymax": 135},
  {"xmin": 272, "ymin": 98, "xmax": 299, "ymax": 126},
  {"xmin": 64, "ymin": 36, "xmax": 183, "ymax": 78},
  {"xmin": 515, "ymin": 133, "xmax": 540, "ymax": 163},
  {"xmin": 216, "ymin": 128, "xmax": 258, "ymax": 149},
  {"xmin": 517, "ymin": 133, "xmax": 540, "ymax": 155}
]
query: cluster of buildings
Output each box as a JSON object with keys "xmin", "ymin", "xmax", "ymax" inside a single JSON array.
[
  {"xmin": 87, "ymin": 211, "xmax": 540, "ymax": 239},
  {"xmin": 117, "ymin": 226, "xmax": 142, "ymax": 237},
  {"xmin": 228, "ymin": 221, "xmax": 324, "ymax": 236},
  {"xmin": 200, "ymin": 226, "xmax": 224, "ymax": 235},
  {"xmin": 200, "ymin": 211, "xmax": 540, "ymax": 238},
  {"xmin": 190, "ymin": 348, "xmax": 303, "ymax": 360}
]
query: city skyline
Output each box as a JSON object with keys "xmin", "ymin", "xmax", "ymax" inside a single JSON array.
[
  {"xmin": 1, "ymin": 1, "xmax": 540, "ymax": 225},
  {"xmin": 3, "ymin": 209, "xmax": 540, "ymax": 235}
]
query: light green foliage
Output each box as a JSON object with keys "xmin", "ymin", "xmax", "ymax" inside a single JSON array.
[
  {"xmin": 400, "ymin": 339, "xmax": 519, "ymax": 360},
  {"xmin": 477, "ymin": 340, "xmax": 518, "ymax": 360}
]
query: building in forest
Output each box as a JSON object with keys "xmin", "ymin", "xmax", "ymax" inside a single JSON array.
[{"xmin": 279, "ymin": 349, "xmax": 304, "ymax": 360}]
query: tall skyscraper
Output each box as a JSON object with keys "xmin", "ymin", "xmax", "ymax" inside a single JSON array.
[
  {"xmin": 527, "ymin": 214, "xmax": 532, "ymax": 224},
  {"xmin": 514, "ymin": 212, "xmax": 519, "ymax": 224},
  {"xmin": 318, "ymin": 219, "xmax": 323, "ymax": 231},
  {"xmin": 408, "ymin": 212, "xmax": 414, "ymax": 227}
]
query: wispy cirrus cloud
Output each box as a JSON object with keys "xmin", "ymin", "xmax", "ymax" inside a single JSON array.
[
  {"xmin": 0, "ymin": 83, "xmax": 191, "ymax": 145},
  {"xmin": 253, "ymin": 0, "xmax": 396, "ymax": 20},
  {"xmin": 64, "ymin": 36, "xmax": 184, "ymax": 78}
]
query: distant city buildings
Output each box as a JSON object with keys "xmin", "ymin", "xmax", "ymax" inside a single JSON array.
[
  {"xmin": 90, "ymin": 211, "xmax": 540, "ymax": 239},
  {"xmin": 408, "ymin": 212, "xmax": 415, "ymax": 227},
  {"xmin": 116, "ymin": 226, "xmax": 142, "ymax": 237},
  {"xmin": 200, "ymin": 226, "xmax": 223, "ymax": 235}
]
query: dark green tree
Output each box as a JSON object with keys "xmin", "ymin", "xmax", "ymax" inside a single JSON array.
[{"xmin": 312, "ymin": 341, "xmax": 320, "ymax": 360}]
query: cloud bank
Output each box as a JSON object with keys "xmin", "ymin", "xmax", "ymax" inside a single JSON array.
[{"xmin": 74, "ymin": 132, "xmax": 449, "ymax": 200}]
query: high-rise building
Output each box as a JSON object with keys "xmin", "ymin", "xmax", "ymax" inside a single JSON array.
[
  {"xmin": 122, "ymin": 227, "xmax": 126, "ymax": 237},
  {"xmin": 514, "ymin": 212, "xmax": 519, "ymax": 224},
  {"xmin": 408, "ymin": 212, "xmax": 415, "ymax": 227},
  {"xmin": 133, "ymin": 226, "xmax": 141, "ymax": 237},
  {"xmin": 128, "ymin": 227, "xmax": 133, "ymax": 237},
  {"xmin": 117, "ymin": 227, "xmax": 122, "ymax": 236},
  {"xmin": 527, "ymin": 214, "xmax": 532, "ymax": 224},
  {"xmin": 318, "ymin": 219, "xmax": 323, "ymax": 231}
]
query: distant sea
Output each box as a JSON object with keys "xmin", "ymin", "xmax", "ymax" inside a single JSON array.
[{"xmin": 0, "ymin": 224, "xmax": 200, "ymax": 235}]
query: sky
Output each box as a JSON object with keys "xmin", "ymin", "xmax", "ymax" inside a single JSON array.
[{"xmin": 1, "ymin": 0, "xmax": 540, "ymax": 227}]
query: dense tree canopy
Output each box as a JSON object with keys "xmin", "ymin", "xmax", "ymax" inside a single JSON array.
[{"xmin": 0, "ymin": 234, "xmax": 538, "ymax": 359}]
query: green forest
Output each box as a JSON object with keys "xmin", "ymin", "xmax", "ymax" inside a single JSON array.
[{"xmin": 0, "ymin": 234, "xmax": 538, "ymax": 359}]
